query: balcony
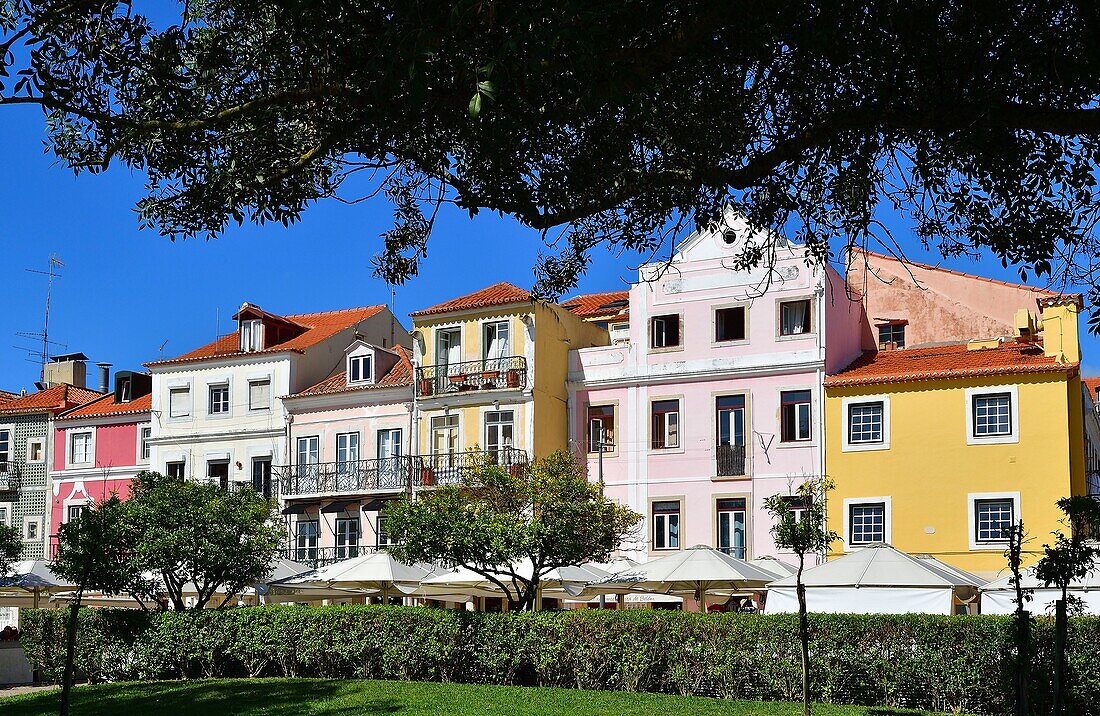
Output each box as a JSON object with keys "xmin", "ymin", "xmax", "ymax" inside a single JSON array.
[
  {"xmin": 281, "ymin": 545, "xmax": 382, "ymax": 570},
  {"xmin": 275, "ymin": 456, "xmax": 420, "ymax": 497},
  {"xmin": 0, "ymin": 463, "xmax": 19, "ymax": 493},
  {"xmin": 716, "ymin": 444, "xmax": 747, "ymax": 477},
  {"xmin": 416, "ymin": 356, "xmax": 527, "ymax": 397},
  {"xmin": 418, "ymin": 449, "xmax": 529, "ymax": 487}
]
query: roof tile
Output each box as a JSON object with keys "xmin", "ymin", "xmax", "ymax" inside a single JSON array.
[
  {"xmin": 561, "ymin": 290, "xmax": 630, "ymax": 320},
  {"xmin": 0, "ymin": 384, "xmax": 103, "ymax": 415},
  {"xmin": 409, "ymin": 283, "xmax": 532, "ymax": 318},
  {"xmin": 57, "ymin": 392, "xmax": 152, "ymax": 420},
  {"xmin": 290, "ymin": 346, "xmax": 414, "ymax": 398}
]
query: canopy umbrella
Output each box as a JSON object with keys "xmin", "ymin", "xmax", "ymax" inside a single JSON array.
[
  {"xmin": 982, "ymin": 560, "xmax": 1100, "ymax": 615},
  {"xmin": 417, "ymin": 561, "xmax": 611, "ymax": 607},
  {"xmin": 749, "ymin": 556, "xmax": 798, "ymax": 579},
  {"xmin": 0, "ymin": 561, "xmax": 74, "ymax": 608},
  {"xmin": 595, "ymin": 545, "xmax": 777, "ymax": 612},
  {"xmin": 269, "ymin": 552, "xmax": 429, "ymax": 603}
]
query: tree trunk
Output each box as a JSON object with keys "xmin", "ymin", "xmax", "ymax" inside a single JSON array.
[
  {"xmin": 796, "ymin": 554, "xmax": 810, "ymax": 716},
  {"xmin": 58, "ymin": 588, "xmax": 83, "ymax": 716},
  {"xmin": 1053, "ymin": 595, "xmax": 1067, "ymax": 716},
  {"xmin": 1014, "ymin": 607, "xmax": 1030, "ymax": 716}
]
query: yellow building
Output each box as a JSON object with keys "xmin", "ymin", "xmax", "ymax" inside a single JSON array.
[
  {"xmin": 824, "ymin": 296, "xmax": 1090, "ymax": 578},
  {"xmin": 408, "ymin": 282, "xmax": 607, "ymax": 483}
]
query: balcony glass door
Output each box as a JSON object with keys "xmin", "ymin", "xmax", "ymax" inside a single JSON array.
[
  {"xmin": 437, "ymin": 328, "xmax": 462, "ymax": 391},
  {"xmin": 335, "ymin": 432, "xmax": 360, "ymax": 491},
  {"xmin": 431, "ymin": 415, "xmax": 460, "ymax": 483},
  {"xmin": 377, "ymin": 428, "xmax": 403, "ymax": 489},
  {"xmin": 295, "ymin": 519, "xmax": 319, "ymax": 563},
  {"xmin": 335, "ymin": 517, "xmax": 360, "ymax": 560},
  {"xmin": 716, "ymin": 395, "xmax": 746, "ymax": 477},
  {"xmin": 484, "ymin": 410, "xmax": 514, "ymax": 464},
  {"xmin": 483, "ymin": 321, "xmax": 510, "ymax": 371},
  {"xmin": 0, "ymin": 429, "xmax": 9, "ymax": 471},
  {"xmin": 296, "ymin": 436, "xmax": 320, "ymax": 492},
  {"xmin": 716, "ymin": 498, "xmax": 747, "ymax": 558}
]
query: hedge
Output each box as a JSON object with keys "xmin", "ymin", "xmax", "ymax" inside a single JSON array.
[{"xmin": 17, "ymin": 606, "xmax": 1100, "ymax": 715}]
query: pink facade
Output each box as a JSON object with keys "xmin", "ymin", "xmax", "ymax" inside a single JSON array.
[{"xmin": 569, "ymin": 224, "xmax": 864, "ymax": 566}]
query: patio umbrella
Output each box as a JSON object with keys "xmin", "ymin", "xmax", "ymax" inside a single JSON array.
[
  {"xmin": 0, "ymin": 561, "xmax": 74, "ymax": 608},
  {"xmin": 749, "ymin": 556, "xmax": 799, "ymax": 579},
  {"xmin": 595, "ymin": 545, "xmax": 777, "ymax": 612},
  {"xmin": 419, "ymin": 561, "xmax": 611, "ymax": 607},
  {"xmin": 269, "ymin": 552, "xmax": 430, "ymax": 603}
]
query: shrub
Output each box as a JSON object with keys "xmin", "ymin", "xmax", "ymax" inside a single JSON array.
[{"xmin": 17, "ymin": 606, "xmax": 1100, "ymax": 714}]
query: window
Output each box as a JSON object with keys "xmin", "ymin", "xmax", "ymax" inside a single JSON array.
[
  {"xmin": 23, "ymin": 517, "xmax": 41, "ymax": 542},
  {"xmin": 715, "ymin": 306, "xmax": 747, "ymax": 343},
  {"xmin": 972, "ymin": 393, "xmax": 1012, "ymax": 437},
  {"xmin": 716, "ymin": 497, "xmax": 747, "ymax": 558},
  {"xmin": 651, "ymin": 399, "xmax": 680, "ymax": 449},
  {"xmin": 208, "ymin": 384, "xmax": 230, "ymax": 415},
  {"xmin": 376, "ymin": 515, "xmax": 395, "ymax": 548},
  {"xmin": 483, "ymin": 321, "xmax": 511, "ymax": 365},
  {"xmin": 26, "ymin": 438, "xmax": 44, "ymax": 463},
  {"xmin": 849, "ymin": 502, "xmax": 886, "ymax": 545},
  {"xmin": 877, "ymin": 323, "xmax": 906, "ymax": 349},
  {"xmin": 240, "ymin": 319, "xmax": 263, "ymax": 352},
  {"xmin": 295, "ymin": 520, "xmax": 319, "ymax": 562},
  {"xmin": 716, "ymin": 395, "xmax": 746, "ymax": 476},
  {"xmin": 847, "ymin": 402, "xmax": 884, "ymax": 444},
  {"xmin": 587, "ymin": 404, "xmax": 616, "ymax": 453},
  {"xmin": 779, "ymin": 299, "xmax": 812, "ymax": 336},
  {"xmin": 335, "ymin": 517, "xmax": 361, "ymax": 559},
  {"xmin": 975, "ymin": 499, "xmax": 1014, "ymax": 544},
  {"xmin": 0, "ymin": 505, "xmax": 8, "ymax": 526},
  {"xmin": 431, "ymin": 414, "xmax": 459, "ymax": 455},
  {"xmin": 652, "ymin": 500, "xmax": 681, "ymax": 550},
  {"xmin": 166, "ymin": 461, "xmax": 186, "ymax": 479},
  {"xmin": 69, "ymin": 431, "xmax": 92, "ymax": 465},
  {"xmin": 348, "ymin": 353, "xmax": 373, "ymax": 384},
  {"xmin": 248, "ymin": 379, "xmax": 271, "ymax": 411},
  {"xmin": 140, "ymin": 427, "xmax": 152, "ymax": 462},
  {"xmin": 118, "ymin": 376, "xmax": 132, "ymax": 402},
  {"xmin": 251, "ymin": 458, "xmax": 272, "ymax": 499},
  {"xmin": 296, "ymin": 436, "xmax": 321, "ymax": 489},
  {"xmin": 207, "ymin": 460, "xmax": 230, "ymax": 489},
  {"xmin": 336, "ymin": 432, "xmax": 360, "ymax": 485},
  {"xmin": 650, "ymin": 314, "xmax": 681, "ymax": 349},
  {"xmin": 781, "ymin": 495, "xmax": 812, "ymax": 523},
  {"xmin": 780, "ymin": 390, "xmax": 812, "ymax": 443},
  {"xmin": 0, "ymin": 429, "xmax": 9, "ymax": 467},
  {"xmin": 484, "ymin": 411, "xmax": 514, "ymax": 458},
  {"xmin": 168, "ymin": 387, "xmax": 191, "ymax": 418},
  {"xmin": 67, "ymin": 504, "xmax": 89, "ymax": 523}
]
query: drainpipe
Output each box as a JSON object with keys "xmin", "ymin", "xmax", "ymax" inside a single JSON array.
[{"xmin": 815, "ymin": 273, "xmax": 827, "ymax": 566}]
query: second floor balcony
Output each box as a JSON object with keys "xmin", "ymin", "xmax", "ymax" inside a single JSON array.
[
  {"xmin": 0, "ymin": 463, "xmax": 20, "ymax": 493},
  {"xmin": 716, "ymin": 444, "xmax": 747, "ymax": 477},
  {"xmin": 276, "ymin": 456, "xmax": 420, "ymax": 497},
  {"xmin": 419, "ymin": 448, "xmax": 529, "ymax": 487},
  {"xmin": 416, "ymin": 356, "xmax": 527, "ymax": 397}
]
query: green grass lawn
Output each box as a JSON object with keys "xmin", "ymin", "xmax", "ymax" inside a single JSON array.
[{"xmin": 0, "ymin": 679, "xmax": 964, "ymax": 715}]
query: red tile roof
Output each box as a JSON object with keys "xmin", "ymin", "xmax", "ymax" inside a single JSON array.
[
  {"xmin": 57, "ymin": 392, "xmax": 152, "ymax": 421},
  {"xmin": 561, "ymin": 290, "xmax": 630, "ymax": 320},
  {"xmin": 147, "ymin": 305, "xmax": 387, "ymax": 367},
  {"xmin": 0, "ymin": 384, "xmax": 103, "ymax": 415},
  {"xmin": 289, "ymin": 346, "xmax": 414, "ymax": 398},
  {"xmin": 0, "ymin": 391, "xmax": 16, "ymax": 407},
  {"xmin": 825, "ymin": 341, "xmax": 1075, "ymax": 388},
  {"xmin": 1084, "ymin": 377, "xmax": 1100, "ymax": 399},
  {"xmin": 409, "ymin": 282, "xmax": 532, "ymax": 318}
]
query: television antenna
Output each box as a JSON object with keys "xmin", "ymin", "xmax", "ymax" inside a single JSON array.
[{"xmin": 16, "ymin": 254, "xmax": 64, "ymax": 373}]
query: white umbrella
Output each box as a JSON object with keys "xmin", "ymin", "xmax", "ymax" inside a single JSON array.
[
  {"xmin": 0, "ymin": 561, "xmax": 74, "ymax": 608},
  {"xmin": 270, "ymin": 552, "xmax": 429, "ymax": 603},
  {"xmin": 749, "ymin": 556, "xmax": 799, "ymax": 579},
  {"xmin": 418, "ymin": 561, "xmax": 611, "ymax": 607},
  {"xmin": 982, "ymin": 559, "xmax": 1100, "ymax": 615},
  {"xmin": 596, "ymin": 545, "xmax": 777, "ymax": 612}
]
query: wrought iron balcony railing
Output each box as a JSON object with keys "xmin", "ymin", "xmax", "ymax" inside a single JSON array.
[
  {"xmin": 415, "ymin": 356, "xmax": 527, "ymax": 397},
  {"xmin": 716, "ymin": 444, "xmax": 747, "ymax": 477},
  {"xmin": 275, "ymin": 456, "xmax": 420, "ymax": 497},
  {"xmin": 0, "ymin": 463, "xmax": 20, "ymax": 493},
  {"xmin": 417, "ymin": 449, "xmax": 529, "ymax": 487},
  {"xmin": 281, "ymin": 545, "xmax": 383, "ymax": 570}
]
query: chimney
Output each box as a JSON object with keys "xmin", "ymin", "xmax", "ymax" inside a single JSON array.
[
  {"xmin": 1039, "ymin": 295, "xmax": 1083, "ymax": 364},
  {"xmin": 96, "ymin": 362, "xmax": 112, "ymax": 394}
]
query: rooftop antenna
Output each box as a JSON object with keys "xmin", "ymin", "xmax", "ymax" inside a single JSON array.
[
  {"xmin": 17, "ymin": 254, "xmax": 64, "ymax": 375},
  {"xmin": 389, "ymin": 284, "xmax": 397, "ymax": 348},
  {"xmin": 158, "ymin": 339, "xmax": 170, "ymax": 360}
]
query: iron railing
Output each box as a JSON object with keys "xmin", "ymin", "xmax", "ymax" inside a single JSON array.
[
  {"xmin": 415, "ymin": 356, "xmax": 527, "ymax": 397},
  {"xmin": 716, "ymin": 444, "xmax": 747, "ymax": 477},
  {"xmin": 281, "ymin": 545, "xmax": 383, "ymax": 570},
  {"xmin": 418, "ymin": 449, "xmax": 529, "ymax": 487},
  {"xmin": 274, "ymin": 457, "xmax": 419, "ymax": 496},
  {"xmin": 0, "ymin": 463, "xmax": 19, "ymax": 493}
]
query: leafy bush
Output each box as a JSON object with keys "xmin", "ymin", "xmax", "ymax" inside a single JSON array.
[{"xmin": 18, "ymin": 606, "xmax": 1100, "ymax": 714}]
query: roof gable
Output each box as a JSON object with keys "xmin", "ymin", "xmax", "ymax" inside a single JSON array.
[
  {"xmin": 290, "ymin": 346, "xmax": 414, "ymax": 398},
  {"xmin": 409, "ymin": 282, "xmax": 532, "ymax": 318}
]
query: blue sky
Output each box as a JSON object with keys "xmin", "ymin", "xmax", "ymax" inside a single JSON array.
[{"xmin": 1, "ymin": 104, "xmax": 1096, "ymax": 391}]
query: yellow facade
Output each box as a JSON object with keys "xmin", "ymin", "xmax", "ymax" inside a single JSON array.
[
  {"xmin": 412, "ymin": 300, "xmax": 607, "ymax": 462},
  {"xmin": 825, "ymin": 302, "xmax": 1088, "ymax": 578}
]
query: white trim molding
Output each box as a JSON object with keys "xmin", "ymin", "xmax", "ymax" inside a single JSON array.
[
  {"xmin": 967, "ymin": 491, "xmax": 1021, "ymax": 551},
  {"xmin": 841, "ymin": 395, "xmax": 891, "ymax": 452},
  {"xmin": 842, "ymin": 496, "xmax": 893, "ymax": 552},
  {"xmin": 965, "ymin": 385, "xmax": 1020, "ymax": 445}
]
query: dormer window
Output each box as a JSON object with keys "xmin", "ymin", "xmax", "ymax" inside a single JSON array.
[
  {"xmin": 348, "ymin": 352, "xmax": 373, "ymax": 385},
  {"xmin": 118, "ymin": 376, "xmax": 132, "ymax": 403},
  {"xmin": 240, "ymin": 319, "xmax": 263, "ymax": 352}
]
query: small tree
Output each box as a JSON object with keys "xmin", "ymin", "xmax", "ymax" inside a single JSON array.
[
  {"xmin": 50, "ymin": 496, "xmax": 139, "ymax": 716},
  {"xmin": 125, "ymin": 471, "xmax": 284, "ymax": 610},
  {"xmin": 1034, "ymin": 496, "xmax": 1100, "ymax": 716},
  {"xmin": 0, "ymin": 522, "xmax": 21, "ymax": 577},
  {"xmin": 387, "ymin": 451, "xmax": 640, "ymax": 610},
  {"xmin": 1003, "ymin": 520, "xmax": 1032, "ymax": 716},
  {"xmin": 762, "ymin": 477, "xmax": 837, "ymax": 716}
]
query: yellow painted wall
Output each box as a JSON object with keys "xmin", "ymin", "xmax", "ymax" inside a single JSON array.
[
  {"xmin": 825, "ymin": 372, "xmax": 1083, "ymax": 576},
  {"xmin": 413, "ymin": 307, "xmax": 531, "ymax": 368},
  {"xmin": 417, "ymin": 402, "xmax": 531, "ymax": 455}
]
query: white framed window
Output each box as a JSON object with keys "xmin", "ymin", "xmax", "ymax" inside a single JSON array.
[
  {"xmin": 843, "ymin": 496, "xmax": 892, "ymax": 550},
  {"xmin": 651, "ymin": 399, "xmax": 680, "ymax": 450},
  {"xmin": 335, "ymin": 517, "xmax": 361, "ymax": 559},
  {"xmin": 26, "ymin": 438, "xmax": 45, "ymax": 464},
  {"xmin": 965, "ymin": 386, "xmax": 1019, "ymax": 445},
  {"xmin": 208, "ymin": 383, "xmax": 230, "ymax": 415},
  {"xmin": 587, "ymin": 404, "xmax": 616, "ymax": 453},
  {"xmin": 780, "ymin": 390, "xmax": 813, "ymax": 443},
  {"xmin": 68, "ymin": 430, "xmax": 93, "ymax": 466},
  {"xmin": 0, "ymin": 428, "xmax": 9, "ymax": 468},
  {"xmin": 66, "ymin": 503, "xmax": 90, "ymax": 523},
  {"xmin": 650, "ymin": 314, "xmax": 681, "ymax": 349},
  {"xmin": 348, "ymin": 353, "xmax": 373, "ymax": 385},
  {"xmin": 240, "ymin": 319, "xmax": 263, "ymax": 352},
  {"xmin": 716, "ymin": 497, "xmax": 747, "ymax": 559},
  {"xmin": 166, "ymin": 461, "xmax": 186, "ymax": 479},
  {"xmin": 652, "ymin": 500, "xmax": 681, "ymax": 550},
  {"xmin": 0, "ymin": 503, "xmax": 10, "ymax": 526},
  {"xmin": 168, "ymin": 387, "xmax": 191, "ymax": 418},
  {"xmin": 295, "ymin": 520, "xmax": 319, "ymax": 561},
  {"xmin": 139, "ymin": 426, "xmax": 152, "ymax": 463},
  {"xmin": 484, "ymin": 410, "xmax": 515, "ymax": 456},
  {"xmin": 23, "ymin": 516, "xmax": 42, "ymax": 542},
  {"xmin": 778, "ymin": 299, "xmax": 813, "ymax": 337},
  {"xmin": 842, "ymin": 396, "xmax": 890, "ymax": 451},
  {"xmin": 207, "ymin": 459, "xmax": 230, "ymax": 488},
  {"xmin": 483, "ymin": 321, "xmax": 511, "ymax": 364},
  {"xmin": 714, "ymin": 306, "xmax": 747, "ymax": 343},
  {"xmin": 968, "ymin": 492, "xmax": 1021, "ymax": 550},
  {"xmin": 376, "ymin": 515, "xmax": 396, "ymax": 548},
  {"xmin": 248, "ymin": 379, "xmax": 271, "ymax": 411}
]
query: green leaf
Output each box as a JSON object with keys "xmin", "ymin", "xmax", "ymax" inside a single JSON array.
[{"xmin": 468, "ymin": 92, "xmax": 482, "ymax": 117}]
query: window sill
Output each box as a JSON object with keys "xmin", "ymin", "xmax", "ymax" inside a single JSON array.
[
  {"xmin": 649, "ymin": 447, "xmax": 686, "ymax": 456},
  {"xmin": 776, "ymin": 332, "xmax": 815, "ymax": 342},
  {"xmin": 711, "ymin": 473, "xmax": 752, "ymax": 482},
  {"xmin": 711, "ymin": 339, "xmax": 750, "ymax": 348},
  {"xmin": 841, "ymin": 442, "xmax": 890, "ymax": 453},
  {"xmin": 966, "ymin": 434, "xmax": 1019, "ymax": 446},
  {"xmin": 648, "ymin": 345, "xmax": 685, "ymax": 354},
  {"xmin": 775, "ymin": 441, "xmax": 816, "ymax": 450}
]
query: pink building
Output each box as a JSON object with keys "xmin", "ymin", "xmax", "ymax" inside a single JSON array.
[
  {"xmin": 49, "ymin": 371, "xmax": 152, "ymax": 547},
  {"xmin": 568, "ymin": 220, "xmax": 864, "ymax": 565}
]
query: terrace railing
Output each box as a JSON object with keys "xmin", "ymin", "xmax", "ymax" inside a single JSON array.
[
  {"xmin": 275, "ymin": 456, "xmax": 420, "ymax": 497},
  {"xmin": 415, "ymin": 356, "xmax": 527, "ymax": 397},
  {"xmin": 0, "ymin": 463, "xmax": 19, "ymax": 493},
  {"xmin": 417, "ymin": 448, "xmax": 529, "ymax": 487},
  {"xmin": 281, "ymin": 545, "xmax": 383, "ymax": 570},
  {"xmin": 716, "ymin": 444, "xmax": 747, "ymax": 477}
]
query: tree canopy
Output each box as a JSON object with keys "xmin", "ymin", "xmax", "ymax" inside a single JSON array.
[
  {"xmin": 4, "ymin": 2, "xmax": 1100, "ymax": 312},
  {"xmin": 0, "ymin": 521, "xmax": 21, "ymax": 576},
  {"xmin": 385, "ymin": 451, "xmax": 640, "ymax": 610}
]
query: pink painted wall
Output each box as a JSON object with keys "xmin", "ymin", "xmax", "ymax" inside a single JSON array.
[
  {"xmin": 53, "ymin": 422, "xmax": 140, "ymax": 471},
  {"xmin": 50, "ymin": 476, "xmax": 136, "ymax": 546},
  {"xmin": 823, "ymin": 264, "xmax": 867, "ymax": 374}
]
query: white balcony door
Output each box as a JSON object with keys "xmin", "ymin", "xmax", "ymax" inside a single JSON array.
[
  {"xmin": 483, "ymin": 321, "xmax": 510, "ymax": 367},
  {"xmin": 484, "ymin": 410, "xmax": 514, "ymax": 460},
  {"xmin": 377, "ymin": 428, "xmax": 403, "ymax": 486},
  {"xmin": 336, "ymin": 432, "xmax": 359, "ymax": 485},
  {"xmin": 297, "ymin": 436, "xmax": 320, "ymax": 487},
  {"xmin": 431, "ymin": 416, "xmax": 459, "ymax": 456},
  {"xmin": 437, "ymin": 328, "xmax": 462, "ymax": 367}
]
